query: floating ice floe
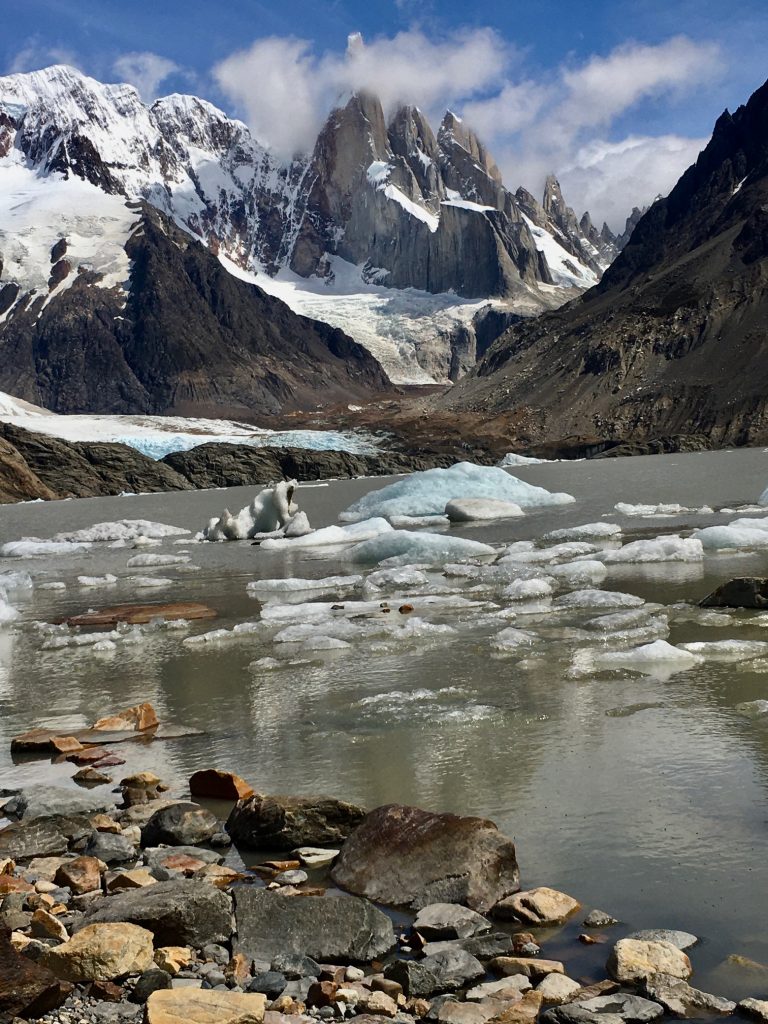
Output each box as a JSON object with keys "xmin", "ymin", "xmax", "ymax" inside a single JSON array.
[
  {"xmin": 554, "ymin": 589, "xmax": 645, "ymax": 609},
  {"xmin": 498, "ymin": 452, "xmax": 550, "ymax": 466},
  {"xmin": 77, "ymin": 574, "xmax": 118, "ymax": 588},
  {"xmin": 203, "ymin": 480, "xmax": 312, "ymax": 542},
  {"xmin": 678, "ymin": 640, "xmax": 768, "ymax": 661},
  {"xmin": 340, "ymin": 462, "xmax": 574, "ymax": 524},
  {"xmin": 543, "ymin": 522, "xmax": 622, "ymax": 542},
  {"xmin": 572, "ymin": 639, "xmax": 702, "ymax": 677},
  {"xmin": 735, "ymin": 699, "xmax": 768, "ymax": 717},
  {"xmin": 52, "ymin": 520, "xmax": 189, "ymax": 543},
  {"xmin": 247, "ymin": 575, "xmax": 363, "ymax": 595},
  {"xmin": 0, "ymin": 597, "xmax": 18, "ymax": 624},
  {"xmin": 389, "ymin": 515, "xmax": 449, "ymax": 529},
  {"xmin": 694, "ymin": 518, "xmax": 768, "ymax": 551},
  {"xmin": 584, "ymin": 607, "xmax": 659, "ymax": 631},
  {"xmin": 503, "ymin": 578, "xmax": 554, "ymax": 601},
  {"xmin": 125, "ymin": 553, "xmax": 190, "ymax": 568},
  {"xmin": 499, "ymin": 541, "xmax": 598, "ymax": 565},
  {"xmin": 348, "ymin": 530, "xmax": 496, "ymax": 566},
  {"xmin": 38, "ymin": 581, "xmax": 67, "ymax": 591},
  {"xmin": 1, "ymin": 539, "xmax": 92, "ymax": 558},
  {"xmin": 260, "ymin": 518, "xmax": 393, "ymax": 551},
  {"xmin": 363, "ymin": 567, "xmax": 430, "ymax": 591},
  {"xmin": 260, "ymin": 594, "xmax": 482, "ymax": 624},
  {"xmin": 547, "ymin": 560, "xmax": 608, "ymax": 586},
  {"xmin": 600, "ymin": 536, "xmax": 704, "ymax": 563},
  {"xmin": 128, "ymin": 577, "xmax": 175, "ymax": 588},
  {"xmin": 615, "ymin": 502, "xmax": 714, "ymax": 516},
  {"xmin": 492, "ymin": 626, "xmax": 538, "ymax": 650},
  {"xmin": 445, "ymin": 498, "xmax": 524, "ymax": 522}
]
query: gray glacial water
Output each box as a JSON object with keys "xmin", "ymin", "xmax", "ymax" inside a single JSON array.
[{"xmin": 2, "ymin": 448, "xmax": 768, "ymax": 997}]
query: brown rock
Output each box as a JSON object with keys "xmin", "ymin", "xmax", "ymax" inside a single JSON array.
[
  {"xmin": 107, "ymin": 868, "xmax": 157, "ymax": 891},
  {"xmin": 361, "ymin": 991, "xmax": 398, "ymax": 1017},
  {"xmin": 372, "ymin": 978, "xmax": 403, "ymax": 999},
  {"xmin": 145, "ymin": 989, "xmax": 266, "ymax": 1024},
  {"xmin": 331, "ymin": 803, "xmax": 519, "ymax": 912},
  {"xmin": 90, "ymin": 979, "xmax": 124, "ymax": 1001},
  {"xmin": 67, "ymin": 747, "xmax": 112, "ymax": 765},
  {"xmin": 154, "ymin": 946, "xmax": 194, "ymax": 976},
  {"xmin": 607, "ymin": 939, "xmax": 692, "ymax": 983},
  {"xmin": 490, "ymin": 958, "xmax": 564, "ymax": 980},
  {"xmin": 225, "ymin": 952, "xmax": 251, "ymax": 988},
  {"xmin": 91, "ymin": 814, "xmax": 123, "ymax": 833},
  {"xmin": 0, "ymin": 858, "xmax": 13, "ymax": 875},
  {"xmin": 564, "ymin": 980, "xmax": 621, "ymax": 1003},
  {"xmin": 493, "ymin": 887, "xmax": 580, "ymax": 925},
  {"xmin": 189, "ymin": 769, "xmax": 254, "ymax": 801},
  {"xmin": 194, "ymin": 864, "xmax": 240, "ymax": 888},
  {"xmin": 0, "ymin": 435, "xmax": 57, "ymax": 503},
  {"xmin": 0, "ymin": 927, "xmax": 74, "ymax": 1018},
  {"xmin": 0, "ymin": 875, "xmax": 33, "ymax": 894},
  {"xmin": 55, "ymin": 856, "xmax": 102, "ymax": 895},
  {"xmin": 157, "ymin": 853, "xmax": 209, "ymax": 876},
  {"xmin": 485, "ymin": 991, "xmax": 543, "ymax": 1024},
  {"xmin": 30, "ymin": 908, "xmax": 69, "ymax": 942},
  {"xmin": 74, "ymin": 768, "xmax": 113, "ymax": 786},
  {"xmin": 51, "ymin": 736, "xmax": 86, "ymax": 754},
  {"xmin": 92, "ymin": 702, "xmax": 159, "ymax": 732},
  {"xmin": 306, "ymin": 981, "xmax": 339, "ymax": 1008},
  {"xmin": 227, "ymin": 793, "xmax": 365, "ymax": 851}
]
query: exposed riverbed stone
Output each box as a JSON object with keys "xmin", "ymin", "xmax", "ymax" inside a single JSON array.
[
  {"xmin": 625, "ymin": 930, "xmax": 697, "ymax": 951},
  {"xmin": 3, "ymin": 784, "xmax": 114, "ymax": 820},
  {"xmin": 226, "ymin": 793, "xmax": 365, "ymax": 850},
  {"xmin": 0, "ymin": 926, "xmax": 74, "ymax": 1017},
  {"xmin": 55, "ymin": 855, "xmax": 102, "ymax": 894},
  {"xmin": 41, "ymin": 922, "xmax": 154, "ymax": 981},
  {"xmin": 145, "ymin": 988, "xmax": 266, "ymax": 1024},
  {"xmin": 490, "ymin": 958, "xmax": 565, "ymax": 980},
  {"xmin": 189, "ymin": 770, "xmax": 254, "ymax": 801},
  {"xmin": 574, "ymin": 994, "xmax": 663, "ymax": 1023},
  {"xmin": 642, "ymin": 973, "xmax": 736, "ymax": 1016},
  {"xmin": 607, "ymin": 940, "xmax": 692, "ymax": 984},
  {"xmin": 85, "ymin": 831, "xmax": 137, "ymax": 864},
  {"xmin": 0, "ymin": 815, "xmax": 91, "ymax": 859},
  {"xmin": 537, "ymin": 976, "xmax": 582, "ymax": 1005},
  {"xmin": 141, "ymin": 803, "xmax": 218, "ymax": 847},
  {"xmin": 414, "ymin": 903, "xmax": 492, "ymax": 940},
  {"xmin": 81, "ymin": 880, "xmax": 232, "ymax": 947},
  {"xmin": 234, "ymin": 888, "xmax": 394, "ymax": 963},
  {"xmin": 486, "ymin": 991, "xmax": 544, "ymax": 1024},
  {"xmin": 493, "ymin": 887, "xmax": 580, "ymax": 925},
  {"xmin": 583, "ymin": 911, "xmax": 619, "ymax": 928},
  {"xmin": 466, "ymin": 976, "xmax": 531, "ymax": 1000},
  {"xmin": 331, "ymin": 804, "xmax": 519, "ymax": 912}
]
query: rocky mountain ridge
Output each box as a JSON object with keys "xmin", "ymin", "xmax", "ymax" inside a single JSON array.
[{"xmin": 436, "ymin": 75, "xmax": 768, "ymax": 448}]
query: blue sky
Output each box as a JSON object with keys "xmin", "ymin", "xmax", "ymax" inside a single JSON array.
[{"xmin": 3, "ymin": 0, "xmax": 767, "ymax": 226}]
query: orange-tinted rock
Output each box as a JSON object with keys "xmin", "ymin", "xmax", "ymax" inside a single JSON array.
[
  {"xmin": 90, "ymin": 980, "xmax": 124, "ymax": 1001},
  {"xmin": 189, "ymin": 769, "xmax": 254, "ymax": 801},
  {"xmin": 0, "ymin": 875, "xmax": 34, "ymax": 894},
  {"xmin": 55, "ymin": 856, "xmax": 102, "ymax": 896},
  {"xmin": 92, "ymin": 702, "xmax": 159, "ymax": 733},
  {"xmin": 0, "ymin": 927, "xmax": 73, "ymax": 1018},
  {"xmin": 50, "ymin": 736, "xmax": 85, "ymax": 754},
  {"xmin": 67, "ymin": 747, "xmax": 111, "ymax": 765}
]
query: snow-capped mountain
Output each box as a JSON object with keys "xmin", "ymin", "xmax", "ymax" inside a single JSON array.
[{"xmin": 0, "ymin": 65, "xmax": 628, "ymax": 406}]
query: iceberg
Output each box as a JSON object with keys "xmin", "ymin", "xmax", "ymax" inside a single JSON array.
[
  {"xmin": 573, "ymin": 639, "xmax": 702, "ymax": 678},
  {"xmin": 503, "ymin": 578, "xmax": 554, "ymax": 601},
  {"xmin": 543, "ymin": 522, "xmax": 622, "ymax": 542},
  {"xmin": 600, "ymin": 536, "xmax": 704, "ymax": 563},
  {"xmin": 554, "ymin": 589, "xmax": 645, "ymax": 609},
  {"xmin": 678, "ymin": 640, "xmax": 768, "ymax": 661},
  {"xmin": 1, "ymin": 539, "xmax": 92, "ymax": 558},
  {"xmin": 53, "ymin": 520, "xmax": 189, "ymax": 543},
  {"xmin": 695, "ymin": 518, "xmax": 768, "ymax": 551},
  {"xmin": 615, "ymin": 502, "xmax": 713, "ymax": 516},
  {"xmin": 348, "ymin": 530, "xmax": 496, "ymax": 566},
  {"xmin": 445, "ymin": 498, "xmax": 524, "ymax": 522},
  {"xmin": 126, "ymin": 553, "xmax": 190, "ymax": 568},
  {"xmin": 203, "ymin": 481, "xmax": 311, "ymax": 542},
  {"xmin": 339, "ymin": 462, "xmax": 574, "ymax": 523},
  {"xmin": 260, "ymin": 518, "xmax": 393, "ymax": 551},
  {"xmin": 498, "ymin": 453, "xmax": 550, "ymax": 466}
]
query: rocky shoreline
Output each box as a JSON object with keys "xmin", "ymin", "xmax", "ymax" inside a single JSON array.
[{"xmin": 2, "ymin": 703, "xmax": 765, "ymax": 1024}]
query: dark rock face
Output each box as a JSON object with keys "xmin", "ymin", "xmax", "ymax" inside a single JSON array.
[
  {"xmin": 700, "ymin": 578, "xmax": 768, "ymax": 609},
  {"xmin": 81, "ymin": 879, "xmax": 232, "ymax": 947},
  {"xmin": 0, "ymin": 435, "xmax": 55, "ymax": 502},
  {"xmin": 141, "ymin": 802, "xmax": 219, "ymax": 848},
  {"xmin": 233, "ymin": 888, "xmax": 395, "ymax": 963},
  {"xmin": 439, "ymin": 75, "xmax": 768, "ymax": 449},
  {"xmin": 0, "ymin": 816, "xmax": 91, "ymax": 860},
  {"xmin": 0, "ymin": 927, "xmax": 73, "ymax": 1018},
  {"xmin": 330, "ymin": 803, "xmax": 520, "ymax": 912},
  {"xmin": 226, "ymin": 794, "xmax": 365, "ymax": 851},
  {"xmin": 0, "ymin": 204, "xmax": 390, "ymax": 418}
]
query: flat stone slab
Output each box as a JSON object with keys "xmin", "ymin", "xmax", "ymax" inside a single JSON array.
[{"xmin": 625, "ymin": 930, "xmax": 698, "ymax": 951}]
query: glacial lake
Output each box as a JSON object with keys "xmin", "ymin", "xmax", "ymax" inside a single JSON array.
[{"xmin": 2, "ymin": 448, "xmax": 768, "ymax": 999}]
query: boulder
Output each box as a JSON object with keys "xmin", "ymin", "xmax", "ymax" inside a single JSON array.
[
  {"xmin": 0, "ymin": 817, "xmax": 80, "ymax": 859},
  {"xmin": 490, "ymin": 958, "xmax": 565, "ymax": 980},
  {"xmin": 84, "ymin": 831, "xmax": 137, "ymax": 864},
  {"xmin": 642, "ymin": 973, "xmax": 736, "ymax": 1016},
  {"xmin": 541, "ymin": 1008, "xmax": 625, "ymax": 1024},
  {"xmin": 574, "ymin": 994, "xmax": 663, "ymax": 1022},
  {"xmin": 41, "ymin": 922, "xmax": 154, "ymax": 981},
  {"xmin": 493, "ymin": 887, "xmax": 580, "ymax": 925},
  {"xmin": 3, "ymin": 784, "xmax": 114, "ymax": 820},
  {"xmin": 131, "ymin": 969, "xmax": 173, "ymax": 1002},
  {"xmin": 423, "ymin": 933, "xmax": 514, "ymax": 958},
  {"xmin": 583, "ymin": 911, "xmax": 619, "ymax": 928},
  {"xmin": 189, "ymin": 770, "xmax": 254, "ymax": 801},
  {"xmin": 414, "ymin": 903, "xmax": 492, "ymax": 940},
  {"xmin": 0, "ymin": 926, "xmax": 73, "ymax": 1017},
  {"xmin": 421, "ymin": 948, "xmax": 485, "ymax": 990},
  {"xmin": 331, "ymin": 804, "xmax": 519, "ymax": 912},
  {"xmin": 226, "ymin": 793, "xmax": 365, "ymax": 850},
  {"xmin": 81, "ymin": 879, "xmax": 232, "ymax": 947},
  {"xmin": 30, "ymin": 908, "xmax": 69, "ymax": 941},
  {"xmin": 141, "ymin": 803, "xmax": 218, "ymax": 847},
  {"xmin": 486, "ymin": 991, "xmax": 544, "ymax": 1024},
  {"xmin": 233, "ymin": 889, "xmax": 394, "ymax": 963},
  {"xmin": 55, "ymin": 856, "xmax": 103, "ymax": 895},
  {"xmin": 537, "ymin": 976, "xmax": 582, "ymax": 1005},
  {"xmin": 607, "ymin": 940, "xmax": 692, "ymax": 984},
  {"xmin": 625, "ymin": 930, "xmax": 697, "ymax": 951},
  {"xmin": 145, "ymin": 989, "xmax": 266, "ymax": 1024},
  {"xmin": 700, "ymin": 578, "xmax": 768, "ymax": 609},
  {"xmin": 466, "ymin": 976, "xmax": 531, "ymax": 1000}
]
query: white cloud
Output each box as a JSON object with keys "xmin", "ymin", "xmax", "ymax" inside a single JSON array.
[
  {"xmin": 212, "ymin": 29, "xmax": 723, "ymax": 228},
  {"xmin": 112, "ymin": 51, "xmax": 181, "ymax": 101},
  {"xmin": 212, "ymin": 28, "xmax": 511, "ymax": 157},
  {"xmin": 6, "ymin": 40, "xmax": 82, "ymax": 75}
]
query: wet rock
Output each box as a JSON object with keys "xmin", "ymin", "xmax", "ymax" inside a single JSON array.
[
  {"xmin": 0, "ymin": 925, "xmax": 73, "ymax": 1017},
  {"xmin": 84, "ymin": 831, "xmax": 136, "ymax": 864},
  {"xmin": 226, "ymin": 794, "xmax": 365, "ymax": 850},
  {"xmin": 41, "ymin": 922, "xmax": 154, "ymax": 981},
  {"xmin": 142, "ymin": 803, "xmax": 219, "ymax": 847},
  {"xmin": 81, "ymin": 879, "xmax": 232, "ymax": 947},
  {"xmin": 132, "ymin": 969, "xmax": 174, "ymax": 1002},
  {"xmin": 274, "ymin": 869, "xmax": 308, "ymax": 886},
  {"xmin": 189, "ymin": 770, "xmax": 254, "ymax": 801},
  {"xmin": 700, "ymin": 578, "xmax": 768, "ymax": 609},
  {"xmin": 490, "ymin": 958, "xmax": 565, "ymax": 980},
  {"xmin": 625, "ymin": 930, "xmax": 697, "ymax": 951},
  {"xmin": 414, "ymin": 903, "xmax": 492, "ymax": 940},
  {"xmin": 607, "ymin": 940, "xmax": 691, "ymax": 984},
  {"xmin": 331, "ymin": 804, "xmax": 519, "ymax": 912},
  {"xmin": 234, "ymin": 888, "xmax": 394, "ymax": 963},
  {"xmin": 493, "ymin": 887, "xmax": 580, "ymax": 925},
  {"xmin": 92, "ymin": 703, "xmax": 159, "ymax": 732},
  {"xmin": 574, "ymin": 994, "xmax": 663, "ymax": 1022},
  {"xmin": 583, "ymin": 911, "xmax": 618, "ymax": 928},
  {"xmin": 145, "ymin": 988, "xmax": 266, "ymax": 1024},
  {"xmin": 3, "ymin": 785, "xmax": 114, "ymax": 820},
  {"xmin": 739, "ymin": 999, "xmax": 768, "ymax": 1022},
  {"xmin": 292, "ymin": 848, "xmax": 340, "ymax": 868},
  {"xmin": 143, "ymin": 846, "xmax": 223, "ymax": 875},
  {"xmin": 68, "ymin": 603, "xmax": 215, "ymax": 628},
  {"xmin": 74, "ymin": 767, "xmax": 114, "ymax": 786},
  {"xmin": 642, "ymin": 973, "xmax": 736, "ymax": 1017},
  {"xmin": 537, "ymin": 976, "xmax": 582, "ymax": 1005}
]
